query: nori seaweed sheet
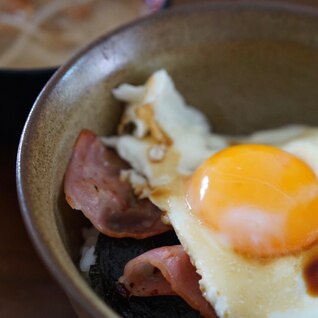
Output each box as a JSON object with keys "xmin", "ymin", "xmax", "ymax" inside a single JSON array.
[{"xmin": 89, "ymin": 231, "xmax": 203, "ymax": 318}]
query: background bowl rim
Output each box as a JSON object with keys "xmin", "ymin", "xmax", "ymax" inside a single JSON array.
[
  {"xmin": 16, "ymin": 1, "xmax": 318, "ymax": 317},
  {"xmin": 0, "ymin": 67, "xmax": 57, "ymax": 76}
]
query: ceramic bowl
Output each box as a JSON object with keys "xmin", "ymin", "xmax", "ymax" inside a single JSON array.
[{"xmin": 17, "ymin": 1, "xmax": 318, "ymax": 317}]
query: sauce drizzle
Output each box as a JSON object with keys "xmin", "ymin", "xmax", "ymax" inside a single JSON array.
[{"xmin": 303, "ymin": 255, "xmax": 318, "ymax": 296}]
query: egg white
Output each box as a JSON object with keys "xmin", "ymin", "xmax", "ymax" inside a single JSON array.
[
  {"xmin": 165, "ymin": 193, "xmax": 318, "ymax": 318},
  {"xmin": 106, "ymin": 70, "xmax": 318, "ymax": 318}
]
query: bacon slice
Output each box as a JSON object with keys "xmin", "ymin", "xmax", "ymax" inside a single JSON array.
[
  {"xmin": 118, "ymin": 245, "xmax": 216, "ymax": 318},
  {"xmin": 64, "ymin": 129, "xmax": 171, "ymax": 238}
]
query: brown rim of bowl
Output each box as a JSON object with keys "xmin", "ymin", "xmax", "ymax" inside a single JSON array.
[{"xmin": 16, "ymin": 1, "xmax": 318, "ymax": 317}]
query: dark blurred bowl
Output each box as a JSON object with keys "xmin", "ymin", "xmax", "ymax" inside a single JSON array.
[
  {"xmin": 17, "ymin": 1, "xmax": 318, "ymax": 317},
  {"xmin": 0, "ymin": 68, "xmax": 56, "ymax": 145},
  {"xmin": 1, "ymin": 0, "xmax": 169, "ymax": 146}
]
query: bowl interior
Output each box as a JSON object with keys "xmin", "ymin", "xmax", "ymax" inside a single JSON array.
[{"xmin": 17, "ymin": 2, "xmax": 318, "ymax": 317}]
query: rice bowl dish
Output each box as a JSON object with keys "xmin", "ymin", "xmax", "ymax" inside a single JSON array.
[
  {"xmin": 64, "ymin": 70, "xmax": 318, "ymax": 318},
  {"xmin": 16, "ymin": 3, "xmax": 318, "ymax": 318}
]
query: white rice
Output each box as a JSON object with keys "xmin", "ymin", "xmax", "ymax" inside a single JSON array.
[{"xmin": 79, "ymin": 227, "xmax": 99, "ymax": 277}]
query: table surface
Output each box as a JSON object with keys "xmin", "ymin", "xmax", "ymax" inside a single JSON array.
[{"xmin": 2, "ymin": 1, "xmax": 318, "ymax": 317}]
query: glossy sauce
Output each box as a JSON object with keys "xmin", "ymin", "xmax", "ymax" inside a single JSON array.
[{"xmin": 303, "ymin": 256, "xmax": 318, "ymax": 296}]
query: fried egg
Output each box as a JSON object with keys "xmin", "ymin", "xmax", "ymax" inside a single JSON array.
[{"xmin": 104, "ymin": 70, "xmax": 318, "ymax": 318}]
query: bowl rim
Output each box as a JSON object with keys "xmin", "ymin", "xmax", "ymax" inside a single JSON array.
[
  {"xmin": 16, "ymin": 1, "xmax": 318, "ymax": 317},
  {"xmin": 0, "ymin": 67, "xmax": 57, "ymax": 75}
]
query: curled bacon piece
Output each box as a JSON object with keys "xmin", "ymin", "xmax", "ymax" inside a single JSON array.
[
  {"xmin": 64, "ymin": 129, "xmax": 171, "ymax": 238},
  {"xmin": 118, "ymin": 245, "xmax": 216, "ymax": 318}
]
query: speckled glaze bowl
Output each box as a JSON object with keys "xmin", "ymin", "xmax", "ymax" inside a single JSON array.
[{"xmin": 17, "ymin": 1, "xmax": 318, "ymax": 317}]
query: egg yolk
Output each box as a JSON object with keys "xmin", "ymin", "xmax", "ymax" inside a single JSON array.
[{"xmin": 187, "ymin": 144, "xmax": 318, "ymax": 257}]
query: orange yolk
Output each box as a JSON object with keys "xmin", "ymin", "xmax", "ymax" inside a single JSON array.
[{"xmin": 187, "ymin": 144, "xmax": 318, "ymax": 257}]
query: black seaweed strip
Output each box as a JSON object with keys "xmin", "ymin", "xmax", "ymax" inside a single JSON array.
[{"xmin": 89, "ymin": 231, "xmax": 203, "ymax": 318}]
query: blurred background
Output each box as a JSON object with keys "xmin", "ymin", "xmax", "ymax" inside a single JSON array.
[{"xmin": 0, "ymin": 0, "xmax": 317, "ymax": 317}]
